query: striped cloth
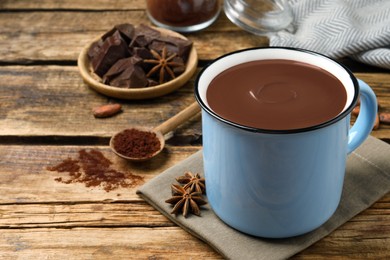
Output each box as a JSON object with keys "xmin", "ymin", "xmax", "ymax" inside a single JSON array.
[{"xmin": 269, "ymin": 0, "xmax": 390, "ymax": 69}]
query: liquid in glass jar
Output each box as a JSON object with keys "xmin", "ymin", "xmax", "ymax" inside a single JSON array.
[{"xmin": 146, "ymin": 0, "xmax": 221, "ymax": 32}]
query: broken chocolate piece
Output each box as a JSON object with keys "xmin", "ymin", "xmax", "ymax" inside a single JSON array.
[
  {"xmin": 87, "ymin": 23, "xmax": 193, "ymax": 88},
  {"xmin": 132, "ymin": 47, "xmax": 156, "ymax": 71},
  {"xmin": 114, "ymin": 23, "xmax": 135, "ymax": 43},
  {"xmin": 103, "ymin": 56, "xmax": 143, "ymax": 84},
  {"xmin": 148, "ymin": 37, "xmax": 192, "ymax": 62},
  {"xmin": 156, "ymin": 35, "xmax": 193, "ymax": 61},
  {"xmin": 132, "ymin": 47, "xmax": 153, "ymax": 60},
  {"xmin": 87, "ymin": 39, "xmax": 104, "ymax": 60},
  {"xmin": 101, "ymin": 23, "xmax": 135, "ymax": 44},
  {"xmin": 109, "ymin": 64, "xmax": 148, "ymax": 88},
  {"xmin": 129, "ymin": 24, "xmax": 161, "ymax": 48},
  {"xmin": 91, "ymin": 31, "xmax": 131, "ymax": 77},
  {"xmin": 148, "ymin": 41, "xmax": 177, "ymax": 58},
  {"xmin": 147, "ymin": 78, "xmax": 159, "ymax": 87},
  {"xmin": 101, "ymin": 27, "xmax": 118, "ymax": 41},
  {"xmin": 171, "ymin": 56, "xmax": 186, "ymax": 75}
]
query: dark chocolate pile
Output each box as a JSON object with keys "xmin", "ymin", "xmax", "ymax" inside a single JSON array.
[{"xmin": 87, "ymin": 24, "xmax": 193, "ymax": 88}]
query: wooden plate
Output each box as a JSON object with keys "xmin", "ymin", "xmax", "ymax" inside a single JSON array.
[{"xmin": 77, "ymin": 27, "xmax": 198, "ymax": 100}]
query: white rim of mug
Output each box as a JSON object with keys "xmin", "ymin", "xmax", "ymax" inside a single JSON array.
[{"xmin": 194, "ymin": 47, "xmax": 360, "ymax": 134}]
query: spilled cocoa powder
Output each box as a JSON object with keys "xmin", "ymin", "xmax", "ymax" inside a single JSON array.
[{"xmin": 47, "ymin": 149, "xmax": 144, "ymax": 192}]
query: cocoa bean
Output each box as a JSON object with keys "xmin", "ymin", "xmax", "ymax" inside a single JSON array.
[
  {"xmin": 352, "ymin": 106, "xmax": 360, "ymax": 116},
  {"xmin": 93, "ymin": 103, "xmax": 122, "ymax": 118},
  {"xmin": 379, "ymin": 112, "xmax": 390, "ymax": 125},
  {"xmin": 373, "ymin": 114, "xmax": 380, "ymax": 130}
]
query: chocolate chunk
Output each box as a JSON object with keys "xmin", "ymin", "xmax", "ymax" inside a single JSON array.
[
  {"xmin": 101, "ymin": 23, "xmax": 135, "ymax": 44},
  {"xmin": 101, "ymin": 27, "xmax": 117, "ymax": 41},
  {"xmin": 109, "ymin": 64, "xmax": 148, "ymax": 88},
  {"xmin": 87, "ymin": 23, "xmax": 193, "ymax": 88},
  {"xmin": 164, "ymin": 36, "xmax": 193, "ymax": 61},
  {"xmin": 130, "ymin": 24, "xmax": 161, "ymax": 48},
  {"xmin": 132, "ymin": 47, "xmax": 155, "ymax": 71},
  {"xmin": 147, "ymin": 78, "xmax": 159, "ymax": 87},
  {"xmin": 103, "ymin": 56, "xmax": 143, "ymax": 84},
  {"xmin": 148, "ymin": 41, "xmax": 177, "ymax": 56},
  {"xmin": 171, "ymin": 56, "xmax": 186, "ymax": 75},
  {"xmin": 114, "ymin": 23, "xmax": 135, "ymax": 43},
  {"xmin": 91, "ymin": 31, "xmax": 131, "ymax": 77},
  {"xmin": 87, "ymin": 39, "xmax": 104, "ymax": 60},
  {"xmin": 149, "ymin": 35, "xmax": 192, "ymax": 61},
  {"xmin": 132, "ymin": 47, "xmax": 153, "ymax": 60}
]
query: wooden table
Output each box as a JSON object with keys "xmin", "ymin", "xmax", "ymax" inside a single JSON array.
[{"xmin": 1, "ymin": 1, "xmax": 389, "ymax": 259}]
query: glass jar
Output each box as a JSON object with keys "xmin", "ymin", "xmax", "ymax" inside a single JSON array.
[
  {"xmin": 146, "ymin": 0, "xmax": 221, "ymax": 32},
  {"xmin": 224, "ymin": 0, "xmax": 294, "ymax": 35}
]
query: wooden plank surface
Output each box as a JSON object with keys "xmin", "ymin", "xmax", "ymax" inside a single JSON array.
[
  {"xmin": 0, "ymin": 65, "xmax": 201, "ymax": 139},
  {"xmin": 0, "ymin": 201, "xmax": 389, "ymax": 259},
  {"xmin": 0, "ymin": 0, "xmax": 145, "ymax": 10},
  {"xmin": 0, "ymin": 227, "xmax": 223, "ymax": 259},
  {"xmin": 0, "ymin": 145, "xmax": 200, "ymax": 203},
  {"xmin": 1, "ymin": 0, "xmax": 390, "ymax": 259},
  {"xmin": 0, "ymin": 220, "xmax": 389, "ymax": 260},
  {"xmin": 0, "ymin": 202, "xmax": 173, "ymax": 228},
  {"xmin": 0, "ymin": 144, "xmax": 389, "ymax": 259},
  {"xmin": 0, "ymin": 66, "xmax": 389, "ymax": 142},
  {"xmin": 0, "ymin": 11, "xmax": 266, "ymax": 63}
]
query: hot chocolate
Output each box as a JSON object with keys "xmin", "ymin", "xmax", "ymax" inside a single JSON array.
[
  {"xmin": 146, "ymin": 0, "xmax": 220, "ymax": 32},
  {"xmin": 206, "ymin": 59, "xmax": 347, "ymax": 130}
]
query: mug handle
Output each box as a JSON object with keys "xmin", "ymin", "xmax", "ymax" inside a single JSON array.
[{"xmin": 347, "ymin": 79, "xmax": 377, "ymax": 154}]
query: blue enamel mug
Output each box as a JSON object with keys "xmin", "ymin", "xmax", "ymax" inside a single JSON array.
[{"xmin": 195, "ymin": 47, "xmax": 377, "ymax": 238}]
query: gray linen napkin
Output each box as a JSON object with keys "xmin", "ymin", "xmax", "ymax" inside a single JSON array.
[
  {"xmin": 269, "ymin": 0, "xmax": 390, "ymax": 69},
  {"xmin": 137, "ymin": 135, "xmax": 390, "ymax": 259}
]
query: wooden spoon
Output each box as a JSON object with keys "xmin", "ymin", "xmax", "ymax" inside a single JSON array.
[{"xmin": 110, "ymin": 102, "xmax": 201, "ymax": 161}]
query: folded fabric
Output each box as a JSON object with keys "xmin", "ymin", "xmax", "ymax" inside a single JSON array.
[
  {"xmin": 137, "ymin": 136, "xmax": 390, "ymax": 259},
  {"xmin": 269, "ymin": 0, "xmax": 390, "ymax": 69}
]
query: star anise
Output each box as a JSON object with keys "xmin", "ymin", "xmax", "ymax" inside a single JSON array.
[
  {"xmin": 165, "ymin": 184, "xmax": 207, "ymax": 217},
  {"xmin": 144, "ymin": 47, "xmax": 184, "ymax": 84},
  {"xmin": 176, "ymin": 172, "xmax": 206, "ymax": 194}
]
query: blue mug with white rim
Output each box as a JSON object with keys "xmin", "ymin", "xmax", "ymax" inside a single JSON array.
[{"xmin": 195, "ymin": 47, "xmax": 377, "ymax": 238}]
